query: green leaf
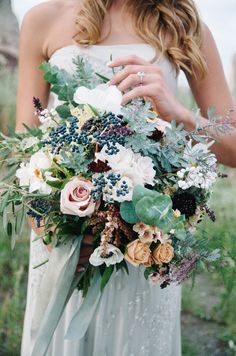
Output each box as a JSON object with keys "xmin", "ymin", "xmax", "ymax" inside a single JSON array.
[
  {"xmin": 46, "ymin": 179, "xmax": 64, "ymax": 190},
  {"xmin": 50, "ymin": 84, "xmax": 61, "ymax": 95},
  {"xmin": 15, "ymin": 204, "xmax": 26, "ymax": 237},
  {"xmin": 155, "ymin": 212, "xmax": 174, "ymax": 233},
  {"xmin": 100, "ymin": 265, "xmax": 114, "ymax": 291},
  {"xmin": 81, "ymin": 221, "xmax": 87, "ymax": 234},
  {"xmin": 95, "ymin": 72, "xmax": 109, "ymax": 83},
  {"xmin": 7, "ymin": 222, "xmax": 12, "ymax": 237},
  {"xmin": 44, "ymin": 72, "xmax": 58, "ymax": 84},
  {"xmin": 56, "ymin": 105, "xmax": 71, "ymax": 119},
  {"xmin": 144, "ymin": 266, "xmax": 156, "ymax": 280},
  {"xmin": 0, "ymin": 190, "xmax": 10, "ymax": 213},
  {"xmin": 173, "ymin": 215, "xmax": 186, "ymax": 240},
  {"xmin": 2, "ymin": 164, "xmax": 18, "ymax": 182},
  {"xmin": 135, "ymin": 195, "xmax": 172, "ymax": 226},
  {"xmin": 2, "ymin": 207, "xmax": 8, "ymax": 230},
  {"xmin": 120, "ymin": 201, "xmax": 139, "ymax": 224},
  {"xmin": 132, "ymin": 185, "xmax": 161, "ymax": 206},
  {"xmin": 87, "ymin": 104, "xmax": 100, "ymax": 117}
]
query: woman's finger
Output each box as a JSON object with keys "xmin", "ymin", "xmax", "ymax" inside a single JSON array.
[
  {"xmin": 122, "ymin": 84, "xmax": 157, "ymax": 105},
  {"xmin": 83, "ymin": 234, "xmax": 94, "ymax": 245},
  {"xmin": 27, "ymin": 216, "xmax": 45, "ymax": 235},
  {"xmin": 79, "ymin": 256, "xmax": 91, "ymax": 265},
  {"xmin": 109, "ymin": 65, "xmax": 158, "ymax": 86},
  {"xmin": 77, "ymin": 265, "xmax": 86, "ymax": 273},
  {"xmin": 118, "ymin": 72, "xmax": 159, "ymax": 92},
  {"xmin": 80, "ymin": 245, "xmax": 93, "ymax": 257},
  {"xmin": 107, "ymin": 54, "xmax": 150, "ymax": 68}
]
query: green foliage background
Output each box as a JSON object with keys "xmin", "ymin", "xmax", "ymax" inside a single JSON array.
[{"xmin": 0, "ymin": 67, "xmax": 236, "ymax": 355}]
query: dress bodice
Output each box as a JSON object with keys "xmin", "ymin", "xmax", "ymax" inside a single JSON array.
[{"xmin": 47, "ymin": 44, "xmax": 178, "ymax": 109}]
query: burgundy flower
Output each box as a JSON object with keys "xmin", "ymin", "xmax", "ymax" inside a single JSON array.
[
  {"xmin": 148, "ymin": 128, "xmax": 164, "ymax": 141},
  {"xmin": 88, "ymin": 159, "xmax": 111, "ymax": 173}
]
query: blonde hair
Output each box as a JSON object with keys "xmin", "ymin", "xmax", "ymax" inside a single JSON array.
[{"xmin": 74, "ymin": 0, "xmax": 207, "ymax": 77}]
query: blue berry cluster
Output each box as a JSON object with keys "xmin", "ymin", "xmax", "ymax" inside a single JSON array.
[
  {"xmin": 42, "ymin": 117, "xmax": 85, "ymax": 154},
  {"xmin": 42, "ymin": 112, "xmax": 133, "ymax": 155},
  {"xmin": 91, "ymin": 172, "xmax": 121, "ymax": 202},
  {"xmin": 116, "ymin": 180, "xmax": 130, "ymax": 198},
  {"xmin": 27, "ymin": 199, "xmax": 51, "ymax": 228},
  {"xmin": 94, "ymin": 113, "xmax": 133, "ymax": 150}
]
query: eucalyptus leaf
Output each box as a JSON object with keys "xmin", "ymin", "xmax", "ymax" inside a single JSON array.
[
  {"xmin": 120, "ymin": 201, "xmax": 139, "ymax": 224},
  {"xmin": 135, "ymin": 194, "xmax": 173, "ymax": 227},
  {"xmin": 132, "ymin": 185, "xmax": 161, "ymax": 206}
]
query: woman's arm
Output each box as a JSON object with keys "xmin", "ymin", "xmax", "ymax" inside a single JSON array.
[
  {"xmin": 184, "ymin": 24, "xmax": 236, "ymax": 167},
  {"xmin": 15, "ymin": 4, "xmax": 56, "ymax": 132},
  {"xmin": 108, "ymin": 24, "xmax": 236, "ymax": 167}
]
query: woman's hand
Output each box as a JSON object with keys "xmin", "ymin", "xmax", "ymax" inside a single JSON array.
[
  {"xmin": 108, "ymin": 55, "xmax": 188, "ymax": 124},
  {"xmin": 28, "ymin": 216, "xmax": 93, "ymax": 271},
  {"xmin": 27, "ymin": 216, "xmax": 53, "ymax": 252},
  {"xmin": 77, "ymin": 234, "xmax": 94, "ymax": 273}
]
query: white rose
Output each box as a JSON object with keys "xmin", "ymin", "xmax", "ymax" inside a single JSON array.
[
  {"xmin": 129, "ymin": 154, "xmax": 156, "ymax": 186},
  {"xmin": 73, "ymin": 84, "xmax": 122, "ymax": 114},
  {"xmin": 95, "ymin": 143, "xmax": 135, "ymax": 175},
  {"xmin": 89, "ymin": 244, "xmax": 124, "ymax": 267}
]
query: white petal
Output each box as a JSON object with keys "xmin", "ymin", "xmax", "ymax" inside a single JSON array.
[{"xmin": 73, "ymin": 86, "xmax": 91, "ymax": 105}]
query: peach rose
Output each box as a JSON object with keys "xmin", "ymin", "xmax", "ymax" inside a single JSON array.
[
  {"xmin": 125, "ymin": 239, "xmax": 151, "ymax": 267},
  {"xmin": 144, "ymin": 254, "xmax": 155, "ymax": 267},
  {"xmin": 152, "ymin": 243, "xmax": 174, "ymax": 264},
  {"xmin": 60, "ymin": 177, "xmax": 98, "ymax": 217}
]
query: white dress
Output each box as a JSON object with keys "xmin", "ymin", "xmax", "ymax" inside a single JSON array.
[{"xmin": 21, "ymin": 44, "xmax": 181, "ymax": 356}]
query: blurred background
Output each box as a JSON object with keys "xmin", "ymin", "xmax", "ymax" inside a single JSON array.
[{"xmin": 0, "ymin": 1, "xmax": 235, "ymax": 355}]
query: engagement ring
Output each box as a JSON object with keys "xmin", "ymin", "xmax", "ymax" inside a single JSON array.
[{"xmin": 137, "ymin": 71, "xmax": 146, "ymax": 84}]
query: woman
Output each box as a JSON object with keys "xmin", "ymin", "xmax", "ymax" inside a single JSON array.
[{"xmin": 17, "ymin": 0, "xmax": 236, "ymax": 355}]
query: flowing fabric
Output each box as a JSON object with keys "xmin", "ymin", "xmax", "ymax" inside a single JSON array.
[{"xmin": 21, "ymin": 44, "xmax": 181, "ymax": 356}]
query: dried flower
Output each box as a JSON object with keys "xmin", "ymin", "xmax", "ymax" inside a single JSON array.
[{"xmin": 169, "ymin": 253, "xmax": 200, "ymax": 284}]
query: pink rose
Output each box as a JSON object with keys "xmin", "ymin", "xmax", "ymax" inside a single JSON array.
[{"xmin": 60, "ymin": 177, "xmax": 98, "ymax": 217}]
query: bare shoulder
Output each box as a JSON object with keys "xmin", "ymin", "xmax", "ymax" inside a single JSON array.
[
  {"xmin": 20, "ymin": 0, "xmax": 81, "ymax": 58},
  {"xmin": 200, "ymin": 22, "xmax": 216, "ymax": 51},
  {"xmin": 23, "ymin": 0, "xmax": 66, "ymax": 27}
]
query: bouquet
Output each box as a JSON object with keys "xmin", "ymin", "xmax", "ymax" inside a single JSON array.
[{"xmin": 0, "ymin": 56, "xmax": 230, "ymax": 354}]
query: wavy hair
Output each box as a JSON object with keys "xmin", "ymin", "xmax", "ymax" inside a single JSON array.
[{"xmin": 74, "ymin": 0, "xmax": 207, "ymax": 76}]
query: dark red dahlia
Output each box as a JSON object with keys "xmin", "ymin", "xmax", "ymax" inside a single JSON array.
[{"xmin": 88, "ymin": 159, "xmax": 111, "ymax": 173}]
